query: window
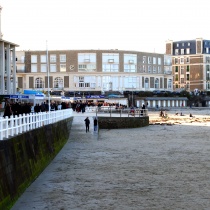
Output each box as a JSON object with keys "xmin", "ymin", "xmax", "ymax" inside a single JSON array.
[
  {"xmin": 145, "ymin": 78, "xmax": 149, "ymax": 89},
  {"xmin": 186, "ymin": 48, "xmax": 190, "ymax": 54},
  {"xmin": 143, "ymin": 65, "xmax": 146, "ymax": 72},
  {"xmin": 175, "ymin": 75, "xmax": 178, "ymax": 81},
  {"xmin": 206, "ymin": 57, "xmax": 210, "ymax": 63},
  {"xmin": 41, "ymin": 55, "xmax": 46, "ymax": 63},
  {"xmin": 60, "ymin": 54, "xmax": 66, "ymax": 62},
  {"xmin": 188, "ymin": 42, "xmax": 190, "ymax": 46},
  {"xmin": 181, "ymin": 66, "xmax": 184, "ymax": 74},
  {"xmin": 102, "ymin": 64, "xmax": 118, "ymax": 72},
  {"xmin": 50, "ymin": 55, "xmax": 56, "ymax": 63},
  {"xmin": 102, "ymin": 53, "xmax": 119, "ymax": 72},
  {"xmin": 148, "ymin": 65, "xmax": 151, "ymax": 73},
  {"xmin": 168, "ymin": 79, "xmax": 172, "ymax": 89},
  {"xmin": 31, "ymin": 64, "xmax": 37, "ymax": 72},
  {"xmin": 182, "ymin": 43, "xmax": 184, "ymax": 46},
  {"xmin": 148, "ymin": 57, "xmax": 152, "ymax": 64},
  {"xmin": 175, "ymin": 49, "xmax": 179, "ymax": 55},
  {"xmin": 181, "ymin": 78, "xmax": 185, "ymax": 83},
  {"xmin": 153, "ymin": 66, "xmax": 156, "ymax": 73},
  {"xmin": 31, "ymin": 55, "xmax": 37, "ymax": 63},
  {"xmin": 158, "ymin": 66, "xmax": 161, "ymax": 73},
  {"xmin": 186, "ymin": 74, "xmax": 190, "ymax": 80},
  {"xmin": 158, "ymin": 57, "xmax": 161, "ymax": 65},
  {"xmin": 206, "ymin": 48, "xmax": 209, "ymax": 53},
  {"xmin": 78, "ymin": 53, "xmax": 96, "ymax": 72},
  {"xmin": 180, "ymin": 57, "xmax": 184, "ymax": 64},
  {"xmin": 186, "ymin": 57, "xmax": 190, "ymax": 63},
  {"xmin": 155, "ymin": 78, "xmax": 159, "ymax": 89},
  {"xmin": 41, "ymin": 64, "xmax": 47, "ymax": 72},
  {"xmin": 35, "ymin": 77, "xmax": 44, "ymax": 88},
  {"xmin": 60, "ymin": 64, "xmax": 66, "ymax": 72},
  {"xmin": 124, "ymin": 64, "xmax": 136, "ymax": 72},
  {"xmin": 186, "ymin": 65, "xmax": 190, "ymax": 72},
  {"xmin": 50, "ymin": 64, "xmax": 56, "ymax": 72},
  {"xmin": 177, "ymin": 43, "xmax": 179, "ymax": 47},
  {"xmin": 79, "ymin": 76, "xmax": 84, "ymax": 82},
  {"xmin": 124, "ymin": 54, "xmax": 137, "ymax": 72},
  {"xmin": 143, "ymin": 56, "xmax": 146, "ymax": 64},
  {"xmin": 54, "ymin": 77, "xmax": 63, "ymax": 88},
  {"xmin": 175, "ymin": 66, "xmax": 178, "ymax": 72},
  {"xmin": 153, "ymin": 57, "xmax": 156, "ymax": 64},
  {"xmin": 78, "ymin": 64, "xmax": 96, "ymax": 72},
  {"xmin": 175, "ymin": 58, "xmax": 178, "ymax": 64},
  {"xmin": 181, "ymin": 49, "xmax": 184, "ymax": 55}
]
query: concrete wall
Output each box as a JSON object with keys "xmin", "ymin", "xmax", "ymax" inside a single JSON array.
[
  {"xmin": 0, "ymin": 117, "xmax": 73, "ymax": 210},
  {"xmin": 98, "ymin": 116, "xmax": 149, "ymax": 129}
]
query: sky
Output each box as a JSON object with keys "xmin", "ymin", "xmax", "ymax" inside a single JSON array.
[{"xmin": 0, "ymin": 0, "xmax": 209, "ymax": 53}]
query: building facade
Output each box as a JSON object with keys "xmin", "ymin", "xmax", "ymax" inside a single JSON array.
[
  {"xmin": 16, "ymin": 49, "xmax": 173, "ymax": 95},
  {"xmin": 0, "ymin": 6, "xmax": 19, "ymax": 95},
  {"xmin": 166, "ymin": 38, "xmax": 210, "ymax": 92}
]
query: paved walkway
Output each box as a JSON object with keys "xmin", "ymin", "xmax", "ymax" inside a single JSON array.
[{"xmin": 11, "ymin": 110, "xmax": 210, "ymax": 210}]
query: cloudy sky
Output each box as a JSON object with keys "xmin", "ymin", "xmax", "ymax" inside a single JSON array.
[{"xmin": 0, "ymin": 0, "xmax": 208, "ymax": 53}]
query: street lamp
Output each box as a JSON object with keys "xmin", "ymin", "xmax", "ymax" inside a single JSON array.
[{"xmin": 46, "ymin": 41, "xmax": 50, "ymax": 112}]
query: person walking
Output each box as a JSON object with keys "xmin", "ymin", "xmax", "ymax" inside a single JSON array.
[
  {"xmin": 93, "ymin": 117, "xmax": 98, "ymax": 132},
  {"xmin": 84, "ymin": 117, "xmax": 90, "ymax": 133}
]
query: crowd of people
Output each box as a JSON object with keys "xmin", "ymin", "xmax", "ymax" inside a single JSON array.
[{"xmin": 2, "ymin": 100, "xmax": 71, "ymax": 118}]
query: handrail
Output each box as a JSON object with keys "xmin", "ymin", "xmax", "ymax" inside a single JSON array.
[
  {"xmin": 0, "ymin": 108, "xmax": 73, "ymax": 140},
  {"xmin": 85, "ymin": 106, "xmax": 148, "ymax": 117}
]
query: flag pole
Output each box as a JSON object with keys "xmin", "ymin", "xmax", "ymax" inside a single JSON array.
[{"xmin": 46, "ymin": 40, "xmax": 50, "ymax": 112}]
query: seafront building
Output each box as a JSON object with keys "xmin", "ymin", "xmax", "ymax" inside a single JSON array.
[
  {"xmin": 166, "ymin": 38, "xmax": 210, "ymax": 92},
  {"xmin": 0, "ymin": 6, "xmax": 19, "ymax": 95},
  {"xmin": 16, "ymin": 49, "xmax": 173, "ymax": 96}
]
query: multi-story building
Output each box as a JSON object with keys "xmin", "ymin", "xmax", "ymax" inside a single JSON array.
[
  {"xmin": 166, "ymin": 38, "xmax": 210, "ymax": 92},
  {"xmin": 16, "ymin": 49, "xmax": 173, "ymax": 95},
  {"xmin": 0, "ymin": 6, "xmax": 19, "ymax": 95}
]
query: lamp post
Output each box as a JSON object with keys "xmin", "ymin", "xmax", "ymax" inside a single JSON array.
[
  {"xmin": 132, "ymin": 85, "xmax": 134, "ymax": 107},
  {"xmin": 46, "ymin": 41, "xmax": 50, "ymax": 112}
]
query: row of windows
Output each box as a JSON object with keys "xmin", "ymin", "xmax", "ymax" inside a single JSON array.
[
  {"xmin": 174, "ymin": 57, "xmax": 190, "ymax": 64},
  {"xmin": 174, "ymin": 66, "xmax": 190, "ymax": 73},
  {"xmin": 33, "ymin": 76, "xmax": 172, "ymax": 90},
  {"xmin": 31, "ymin": 64, "xmax": 163, "ymax": 73},
  {"xmin": 176, "ymin": 42, "xmax": 191, "ymax": 47},
  {"xmin": 175, "ymin": 48, "xmax": 190, "ymax": 55},
  {"xmin": 31, "ymin": 53, "xmax": 162, "ymax": 65}
]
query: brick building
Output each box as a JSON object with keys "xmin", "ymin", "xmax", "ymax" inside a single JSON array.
[{"xmin": 166, "ymin": 38, "xmax": 210, "ymax": 92}]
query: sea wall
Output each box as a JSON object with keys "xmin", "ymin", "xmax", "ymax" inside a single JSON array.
[
  {"xmin": 0, "ymin": 117, "xmax": 73, "ymax": 210},
  {"xmin": 98, "ymin": 116, "xmax": 149, "ymax": 129}
]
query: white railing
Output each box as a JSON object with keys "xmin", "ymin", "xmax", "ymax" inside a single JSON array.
[
  {"xmin": 85, "ymin": 106, "xmax": 148, "ymax": 117},
  {"xmin": 0, "ymin": 108, "xmax": 73, "ymax": 140}
]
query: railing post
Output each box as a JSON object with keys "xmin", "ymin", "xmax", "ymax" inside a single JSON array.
[
  {"xmin": 0, "ymin": 118, "xmax": 3, "ymax": 140},
  {"xmin": 5, "ymin": 116, "xmax": 8, "ymax": 139}
]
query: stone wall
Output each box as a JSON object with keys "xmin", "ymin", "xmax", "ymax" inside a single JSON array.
[
  {"xmin": 0, "ymin": 117, "xmax": 73, "ymax": 210},
  {"xmin": 98, "ymin": 116, "xmax": 149, "ymax": 129}
]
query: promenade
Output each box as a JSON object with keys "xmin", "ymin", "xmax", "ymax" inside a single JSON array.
[{"xmin": 11, "ymin": 109, "xmax": 210, "ymax": 210}]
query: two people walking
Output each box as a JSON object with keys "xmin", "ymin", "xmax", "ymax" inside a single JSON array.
[{"xmin": 84, "ymin": 117, "xmax": 98, "ymax": 133}]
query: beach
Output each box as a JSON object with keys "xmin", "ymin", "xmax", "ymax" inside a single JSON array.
[{"xmin": 11, "ymin": 108, "xmax": 210, "ymax": 210}]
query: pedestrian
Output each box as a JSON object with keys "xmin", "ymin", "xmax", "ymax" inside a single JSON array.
[
  {"xmin": 84, "ymin": 117, "xmax": 90, "ymax": 132},
  {"xmin": 94, "ymin": 117, "xmax": 98, "ymax": 131}
]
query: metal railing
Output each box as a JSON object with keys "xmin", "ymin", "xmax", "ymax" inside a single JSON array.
[
  {"xmin": 85, "ymin": 106, "xmax": 148, "ymax": 117},
  {"xmin": 0, "ymin": 109, "xmax": 73, "ymax": 140}
]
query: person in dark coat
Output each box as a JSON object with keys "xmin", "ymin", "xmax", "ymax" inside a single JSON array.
[
  {"xmin": 84, "ymin": 117, "xmax": 90, "ymax": 133},
  {"xmin": 93, "ymin": 117, "xmax": 98, "ymax": 131},
  {"xmin": 3, "ymin": 103, "xmax": 12, "ymax": 118}
]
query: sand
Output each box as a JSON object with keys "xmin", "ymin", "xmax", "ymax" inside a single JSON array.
[{"xmin": 11, "ymin": 108, "xmax": 210, "ymax": 210}]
